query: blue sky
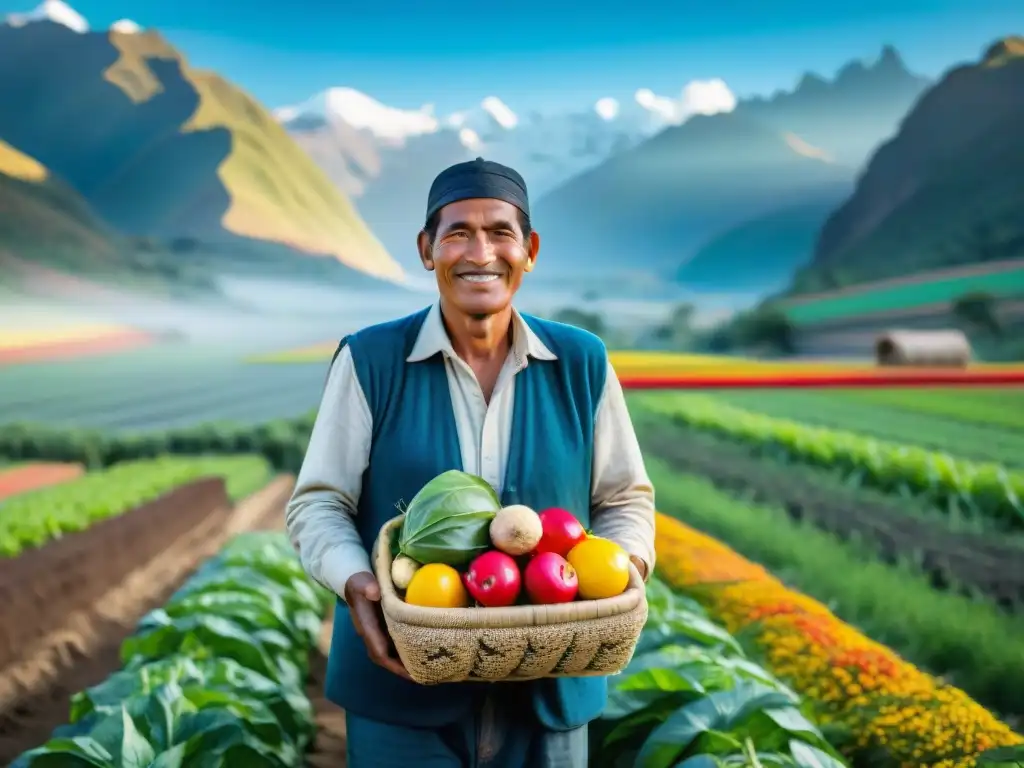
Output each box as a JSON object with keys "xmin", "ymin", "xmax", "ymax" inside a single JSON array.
[{"xmin": 4, "ymin": 0, "xmax": 1022, "ymax": 113}]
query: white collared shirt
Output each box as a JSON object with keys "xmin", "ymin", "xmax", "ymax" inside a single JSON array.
[{"xmin": 285, "ymin": 303, "xmax": 656, "ymax": 598}]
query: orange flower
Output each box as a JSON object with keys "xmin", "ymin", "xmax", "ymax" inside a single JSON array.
[{"xmin": 654, "ymin": 512, "xmax": 1024, "ymax": 768}]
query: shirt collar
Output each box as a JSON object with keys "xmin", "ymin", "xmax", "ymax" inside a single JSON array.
[{"xmin": 406, "ymin": 302, "xmax": 557, "ymax": 364}]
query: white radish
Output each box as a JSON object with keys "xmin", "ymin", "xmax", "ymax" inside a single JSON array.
[
  {"xmin": 391, "ymin": 555, "xmax": 421, "ymax": 590},
  {"xmin": 489, "ymin": 504, "xmax": 543, "ymax": 556}
]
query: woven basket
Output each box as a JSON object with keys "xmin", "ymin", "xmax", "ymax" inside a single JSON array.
[{"xmin": 373, "ymin": 515, "xmax": 648, "ymax": 686}]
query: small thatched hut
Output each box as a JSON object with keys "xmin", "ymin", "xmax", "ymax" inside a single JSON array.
[{"xmin": 874, "ymin": 329, "xmax": 972, "ymax": 368}]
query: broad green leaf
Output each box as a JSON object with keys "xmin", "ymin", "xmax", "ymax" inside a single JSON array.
[
  {"xmin": 14, "ymin": 736, "xmax": 113, "ymax": 767},
  {"xmin": 763, "ymin": 708, "xmax": 825, "ymax": 744},
  {"xmin": 402, "ymin": 510, "xmax": 497, "ymax": 565},
  {"xmin": 788, "ymin": 740, "xmax": 849, "ymax": 768},
  {"xmin": 170, "ymin": 567, "xmax": 322, "ymax": 617},
  {"xmin": 181, "ymin": 688, "xmax": 290, "ymax": 749},
  {"xmin": 174, "ymin": 710, "xmax": 287, "ymax": 766},
  {"xmin": 150, "ymin": 743, "xmax": 186, "ymax": 768},
  {"xmin": 688, "ymin": 730, "xmax": 744, "ymax": 754},
  {"xmin": 635, "ymin": 684, "xmax": 796, "ymax": 768},
  {"xmin": 603, "ymin": 697, "xmax": 688, "ymax": 750},
  {"xmin": 637, "ymin": 612, "xmax": 743, "ymax": 656},
  {"xmin": 605, "ymin": 688, "xmax": 703, "ymax": 722},
  {"xmin": 398, "ymin": 470, "xmax": 500, "ymax": 565},
  {"xmin": 623, "ymin": 647, "xmax": 737, "ymax": 694},
  {"xmin": 118, "ymin": 708, "xmax": 156, "ymax": 768},
  {"xmin": 72, "ymin": 657, "xmax": 308, "ymax": 738},
  {"xmin": 121, "ymin": 613, "xmax": 296, "ymax": 688}
]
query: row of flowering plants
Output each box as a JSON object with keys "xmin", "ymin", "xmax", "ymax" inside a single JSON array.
[
  {"xmin": 653, "ymin": 512, "xmax": 1024, "ymax": 768},
  {"xmin": 594, "ymin": 578, "xmax": 850, "ymax": 767}
]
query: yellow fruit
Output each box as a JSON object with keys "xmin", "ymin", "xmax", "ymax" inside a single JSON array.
[
  {"xmin": 567, "ymin": 537, "xmax": 630, "ymax": 600},
  {"xmin": 404, "ymin": 563, "xmax": 470, "ymax": 608}
]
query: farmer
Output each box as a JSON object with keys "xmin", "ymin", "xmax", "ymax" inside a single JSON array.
[{"xmin": 286, "ymin": 157, "xmax": 656, "ymax": 767}]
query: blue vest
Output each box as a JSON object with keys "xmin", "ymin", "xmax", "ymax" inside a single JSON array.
[{"xmin": 323, "ymin": 306, "xmax": 610, "ymax": 730}]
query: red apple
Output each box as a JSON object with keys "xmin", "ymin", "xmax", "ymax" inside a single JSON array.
[
  {"xmin": 524, "ymin": 552, "xmax": 579, "ymax": 604},
  {"xmin": 535, "ymin": 508, "xmax": 587, "ymax": 558},
  {"xmin": 463, "ymin": 551, "xmax": 521, "ymax": 607}
]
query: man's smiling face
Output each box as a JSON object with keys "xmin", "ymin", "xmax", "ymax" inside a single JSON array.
[{"xmin": 418, "ymin": 197, "xmax": 539, "ymax": 318}]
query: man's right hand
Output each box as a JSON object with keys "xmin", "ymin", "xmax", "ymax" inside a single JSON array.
[{"xmin": 344, "ymin": 571, "xmax": 412, "ymax": 681}]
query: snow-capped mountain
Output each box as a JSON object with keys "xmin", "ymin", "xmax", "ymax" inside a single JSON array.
[
  {"xmin": 275, "ymin": 80, "xmax": 736, "ymax": 265},
  {"xmin": 5, "ymin": 0, "xmax": 87, "ymax": 32},
  {"xmin": 3, "ymin": 0, "xmax": 141, "ymax": 35},
  {"xmin": 276, "ymin": 80, "xmax": 736, "ymax": 200}
]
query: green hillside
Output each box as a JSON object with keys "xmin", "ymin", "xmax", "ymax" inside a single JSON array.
[
  {"xmin": 780, "ymin": 262, "xmax": 1024, "ymax": 326},
  {"xmin": 792, "ymin": 37, "xmax": 1024, "ymax": 293},
  {"xmin": 0, "ymin": 138, "xmax": 218, "ymax": 295},
  {"xmin": 531, "ymin": 47, "xmax": 928, "ymax": 288},
  {"xmin": 0, "ymin": 22, "xmax": 403, "ymax": 283},
  {"xmin": 678, "ymin": 199, "xmax": 843, "ymax": 291}
]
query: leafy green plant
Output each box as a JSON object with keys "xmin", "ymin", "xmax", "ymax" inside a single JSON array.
[
  {"xmin": 397, "ymin": 469, "xmax": 501, "ymax": 566},
  {"xmin": 0, "ymin": 455, "xmax": 272, "ymax": 556},
  {"xmin": 635, "ymin": 393, "xmax": 1024, "ymax": 529},
  {"xmin": 12, "ymin": 531, "xmax": 332, "ymax": 767},
  {"xmin": 595, "ymin": 580, "xmax": 848, "ymax": 768},
  {"xmin": 0, "ymin": 413, "xmax": 316, "ymax": 473}
]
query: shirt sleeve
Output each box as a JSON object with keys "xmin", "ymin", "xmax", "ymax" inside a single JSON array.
[
  {"xmin": 589, "ymin": 357, "xmax": 656, "ymax": 581},
  {"xmin": 285, "ymin": 343, "xmax": 374, "ymax": 599}
]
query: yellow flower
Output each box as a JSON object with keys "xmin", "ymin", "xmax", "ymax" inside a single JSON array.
[{"xmin": 654, "ymin": 512, "xmax": 1024, "ymax": 767}]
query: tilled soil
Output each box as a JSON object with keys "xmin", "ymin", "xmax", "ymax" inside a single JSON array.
[
  {"xmin": 638, "ymin": 416, "xmax": 1024, "ymax": 610},
  {"xmin": 0, "ymin": 479, "xmax": 231, "ymax": 670},
  {"xmin": 0, "ymin": 475, "xmax": 294, "ymax": 764}
]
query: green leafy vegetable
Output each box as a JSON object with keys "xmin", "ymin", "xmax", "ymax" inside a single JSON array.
[
  {"xmin": 0, "ymin": 455, "xmax": 273, "ymax": 557},
  {"xmin": 12, "ymin": 532, "xmax": 330, "ymax": 768},
  {"xmin": 398, "ymin": 469, "xmax": 501, "ymax": 565},
  {"xmin": 594, "ymin": 577, "xmax": 849, "ymax": 768}
]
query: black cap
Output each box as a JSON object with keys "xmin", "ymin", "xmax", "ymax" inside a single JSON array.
[{"xmin": 425, "ymin": 157, "xmax": 529, "ymax": 225}]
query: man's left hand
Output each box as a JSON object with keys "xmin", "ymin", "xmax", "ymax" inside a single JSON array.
[{"xmin": 629, "ymin": 554, "xmax": 648, "ymax": 581}]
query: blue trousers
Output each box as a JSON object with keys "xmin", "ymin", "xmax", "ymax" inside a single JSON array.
[{"xmin": 345, "ymin": 687, "xmax": 588, "ymax": 768}]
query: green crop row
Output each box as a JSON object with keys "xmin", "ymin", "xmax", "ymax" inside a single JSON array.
[
  {"xmin": 12, "ymin": 531, "xmax": 333, "ymax": 767},
  {"xmin": 594, "ymin": 579, "xmax": 848, "ymax": 768},
  {"xmin": 0, "ymin": 455, "xmax": 272, "ymax": 557},
  {"xmin": 646, "ymin": 458, "xmax": 1024, "ymax": 720},
  {"xmin": 634, "ymin": 393, "xmax": 1024, "ymax": 530},
  {"xmin": 835, "ymin": 388, "xmax": 1024, "ymax": 432},
  {"xmin": 708, "ymin": 390, "xmax": 1024, "ymax": 468},
  {"xmin": 0, "ymin": 414, "xmax": 316, "ymax": 474}
]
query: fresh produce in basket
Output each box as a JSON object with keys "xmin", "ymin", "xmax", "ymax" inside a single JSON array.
[
  {"xmin": 463, "ymin": 550, "xmax": 522, "ymax": 606},
  {"xmin": 390, "ymin": 554, "xmax": 421, "ymax": 590},
  {"xmin": 524, "ymin": 552, "xmax": 579, "ymax": 604},
  {"xmin": 390, "ymin": 471, "xmax": 635, "ymax": 608},
  {"xmin": 534, "ymin": 507, "xmax": 587, "ymax": 557},
  {"xmin": 397, "ymin": 469, "xmax": 501, "ymax": 566},
  {"xmin": 567, "ymin": 536, "xmax": 630, "ymax": 600},
  {"xmin": 405, "ymin": 563, "xmax": 470, "ymax": 608},
  {"xmin": 489, "ymin": 504, "xmax": 543, "ymax": 555}
]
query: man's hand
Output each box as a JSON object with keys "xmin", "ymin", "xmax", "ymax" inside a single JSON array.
[
  {"xmin": 344, "ymin": 571, "xmax": 412, "ymax": 680},
  {"xmin": 629, "ymin": 554, "xmax": 649, "ymax": 582}
]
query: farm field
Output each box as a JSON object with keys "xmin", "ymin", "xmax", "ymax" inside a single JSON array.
[
  {"xmin": 3, "ymin": 343, "xmax": 1024, "ymax": 433},
  {"xmin": 778, "ymin": 259, "xmax": 1024, "ymax": 326},
  {"xmin": 0, "ymin": 461, "xmax": 83, "ymax": 501},
  {"xmin": 0, "ymin": 324, "xmax": 154, "ymax": 365},
  {"xmin": 1, "ymin": 365, "xmax": 1023, "ymax": 764},
  {"xmin": 253, "ymin": 343, "xmax": 1024, "ymax": 387},
  {"xmin": 0, "ymin": 347, "xmax": 328, "ymax": 430}
]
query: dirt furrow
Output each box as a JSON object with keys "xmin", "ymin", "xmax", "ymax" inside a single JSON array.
[
  {"xmin": 637, "ymin": 417, "xmax": 1024, "ymax": 610},
  {"xmin": 0, "ymin": 475, "xmax": 295, "ymax": 764}
]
